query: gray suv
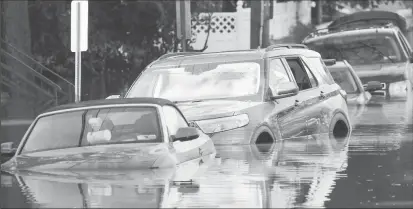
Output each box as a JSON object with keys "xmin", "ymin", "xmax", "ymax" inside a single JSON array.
[{"xmin": 303, "ymin": 11, "xmax": 413, "ymax": 100}]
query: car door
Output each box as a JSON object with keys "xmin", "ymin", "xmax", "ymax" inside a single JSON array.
[
  {"xmin": 302, "ymin": 56, "xmax": 344, "ymax": 133},
  {"xmin": 267, "ymin": 57, "xmax": 306, "ymax": 139},
  {"xmin": 162, "ymin": 105, "xmax": 208, "ymax": 163},
  {"xmin": 283, "ymin": 56, "xmax": 323, "ymax": 137}
]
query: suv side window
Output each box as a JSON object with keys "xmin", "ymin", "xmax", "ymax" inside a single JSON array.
[
  {"xmin": 285, "ymin": 58, "xmax": 315, "ymax": 91},
  {"xmin": 268, "ymin": 58, "xmax": 292, "ymax": 95},
  {"xmin": 162, "ymin": 105, "xmax": 188, "ymax": 138},
  {"xmin": 302, "ymin": 60, "xmax": 318, "ymax": 87},
  {"xmin": 302, "ymin": 57, "xmax": 335, "ymax": 85}
]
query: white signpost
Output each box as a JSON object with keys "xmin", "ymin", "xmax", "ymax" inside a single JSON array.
[{"xmin": 71, "ymin": 0, "xmax": 88, "ymax": 103}]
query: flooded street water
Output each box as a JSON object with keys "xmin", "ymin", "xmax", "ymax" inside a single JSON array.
[{"xmin": 1, "ymin": 99, "xmax": 412, "ymax": 208}]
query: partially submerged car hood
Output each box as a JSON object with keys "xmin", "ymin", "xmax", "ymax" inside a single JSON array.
[
  {"xmin": 352, "ymin": 62, "xmax": 408, "ymax": 83},
  {"xmin": 176, "ymin": 100, "xmax": 262, "ymax": 121},
  {"xmin": 1, "ymin": 143, "xmax": 175, "ymax": 173}
]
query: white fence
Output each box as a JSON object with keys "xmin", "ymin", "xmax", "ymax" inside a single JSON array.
[{"xmin": 191, "ymin": 1, "xmax": 251, "ymax": 53}]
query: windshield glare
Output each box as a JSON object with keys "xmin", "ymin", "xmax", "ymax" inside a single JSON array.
[
  {"xmin": 330, "ymin": 69, "xmax": 359, "ymax": 94},
  {"xmin": 306, "ymin": 33, "xmax": 406, "ymax": 66},
  {"xmin": 126, "ymin": 61, "xmax": 262, "ymax": 102},
  {"xmin": 20, "ymin": 107, "xmax": 162, "ymax": 154}
]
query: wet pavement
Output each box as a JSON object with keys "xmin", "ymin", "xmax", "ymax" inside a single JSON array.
[{"xmin": 1, "ymin": 98, "xmax": 412, "ymax": 208}]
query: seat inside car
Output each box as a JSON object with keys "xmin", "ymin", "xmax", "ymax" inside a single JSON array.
[{"xmin": 133, "ymin": 112, "xmax": 159, "ymax": 135}]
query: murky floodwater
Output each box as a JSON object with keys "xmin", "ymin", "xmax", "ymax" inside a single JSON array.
[{"xmin": 1, "ymin": 98, "xmax": 412, "ymax": 208}]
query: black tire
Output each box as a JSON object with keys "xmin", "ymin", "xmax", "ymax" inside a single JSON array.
[
  {"xmin": 329, "ymin": 112, "xmax": 351, "ymax": 148},
  {"xmin": 251, "ymin": 126, "xmax": 276, "ymax": 144}
]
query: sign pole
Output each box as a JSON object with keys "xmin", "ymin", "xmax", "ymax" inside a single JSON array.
[
  {"xmin": 71, "ymin": 0, "xmax": 88, "ymax": 103},
  {"xmin": 74, "ymin": 1, "xmax": 82, "ymax": 103}
]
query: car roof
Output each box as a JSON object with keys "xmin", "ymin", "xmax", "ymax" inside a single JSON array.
[
  {"xmin": 147, "ymin": 45, "xmax": 321, "ymax": 69},
  {"xmin": 303, "ymin": 27, "xmax": 397, "ymax": 44},
  {"xmin": 328, "ymin": 10, "xmax": 407, "ymax": 31},
  {"xmin": 43, "ymin": 97, "xmax": 177, "ymax": 114}
]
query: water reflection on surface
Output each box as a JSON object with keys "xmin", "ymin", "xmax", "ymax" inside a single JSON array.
[{"xmin": 1, "ymin": 100, "xmax": 412, "ymax": 208}]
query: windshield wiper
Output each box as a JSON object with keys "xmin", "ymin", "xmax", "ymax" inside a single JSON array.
[{"xmin": 357, "ymin": 41, "xmax": 395, "ymax": 63}]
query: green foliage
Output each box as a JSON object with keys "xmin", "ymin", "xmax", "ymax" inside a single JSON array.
[{"xmin": 28, "ymin": 0, "xmax": 231, "ymax": 99}]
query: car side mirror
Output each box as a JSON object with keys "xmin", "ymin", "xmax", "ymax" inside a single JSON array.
[
  {"xmin": 172, "ymin": 127, "xmax": 200, "ymax": 142},
  {"xmin": 1, "ymin": 142, "xmax": 16, "ymax": 157},
  {"xmin": 364, "ymin": 81, "xmax": 382, "ymax": 92},
  {"xmin": 106, "ymin": 95, "xmax": 120, "ymax": 99},
  {"xmin": 323, "ymin": 59, "xmax": 336, "ymax": 66},
  {"xmin": 270, "ymin": 82, "xmax": 299, "ymax": 100}
]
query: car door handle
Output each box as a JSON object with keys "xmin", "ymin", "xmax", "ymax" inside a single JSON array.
[
  {"xmin": 320, "ymin": 91, "xmax": 326, "ymax": 99},
  {"xmin": 294, "ymin": 100, "xmax": 301, "ymax": 106}
]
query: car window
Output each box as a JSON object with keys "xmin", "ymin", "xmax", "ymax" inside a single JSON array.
[
  {"xmin": 302, "ymin": 57, "xmax": 335, "ymax": 85},
  {"xmin": 126, "ymin": 60, "xmax": 263, "ymax": 102},
  {"xmin": 20, "ymin": 111, "xmax": 83, "ymax": 154},
  {"xmin": 20, "ymin": 107, "xmax": 163, "ymax": 154},
  {"xmin": 285, "ymin": 58, "xmax": 313, "ymax": 91},
  {"xmin": 268, "ymin": 58, "xmax": 291, "ymax": 95},
  {"xmin": 306, "ymin": 33, "xmax": 407, "ymax": 66},
  {"xmin": 398, "ymin": 31, "xmax": 412, "ymax": 57},
  {"xmin": 329, "ymin": 69, "xmax": 359, "ymax": 94},
  {"xmin": 301, "ymin": 60, "xmax": 318, "ymax": 87},
  {"xmin": 162, "ymin": 105, "xmax": 188, "ymax": 137},
  {"xmin": 81, "ymin": 107, "xmax": 162, "ymax": 146}
]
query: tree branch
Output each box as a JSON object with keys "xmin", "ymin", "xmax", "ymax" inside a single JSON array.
[{"xmin": 188, "ymin": 13, "xmax": 212, "ymax": 52}]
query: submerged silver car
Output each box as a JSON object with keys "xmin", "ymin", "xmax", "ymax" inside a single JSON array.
[{"xmin": 1, "ymin": 98, "xmax": 216, "ymax": 172}]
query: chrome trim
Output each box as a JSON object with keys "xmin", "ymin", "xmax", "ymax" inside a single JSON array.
[{"xmin": 15, "ymin": 104, "xmax": 168, "ymax": 156}]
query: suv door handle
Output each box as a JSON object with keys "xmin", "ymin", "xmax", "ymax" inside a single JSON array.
[
  {"xmin": 294, "ymin": 100, "xmax": 301, "ymax": 106},
  {"xmin": 320, "ymin": 91, "xmax": 326, "ymax": 99}
]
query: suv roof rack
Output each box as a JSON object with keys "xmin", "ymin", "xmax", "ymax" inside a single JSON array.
[
  {"xmin": 265, "ymin": 44, "xmax": 308, "ymax": 52},
  {"xmin": 157, "ymin": 52, "xmax": 203, "ymax": 60}
]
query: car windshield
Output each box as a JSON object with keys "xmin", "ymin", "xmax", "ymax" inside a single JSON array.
[
  {"xmin": 329, "ymin": 69, "xmax": 359, "ymax": 94},
  {"xmin": 20, "ymin": 106, "xmax": 162, "ymax": 154},
  {"xmin": 126, "ymin": 61, "xmax": 262, "ymax": 102},
  {"xmin": 306, "ymin": 33, "xmax": 406, "ymax": 66}
]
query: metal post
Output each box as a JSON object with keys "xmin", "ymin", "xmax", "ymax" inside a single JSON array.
[
  {"xmin": 180, "ymin": 1, "xmax": 188, "ymax": 52},
  {"xmin": 74, "ymin": 2, "xmax": 82, "ymax": 103},
  {"xmin": 316, "ymin": 0, "xmax": 323, "ymax": 25}
]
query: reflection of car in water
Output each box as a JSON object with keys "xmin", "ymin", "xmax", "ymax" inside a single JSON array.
[
  {"xmin": 303, "ymin": 11, "xmax": 413, "ymax": 101},
  {"xmin": 110, "ymin": 44, "xmax": 351, "ymax": 145},
  {"xmin": 0, "ymin": 155, "xmax": 216, "ymax": 208},
  {"xmin": 0, "ymin": 98, "xmax": 216, "ymax": 173},
  {"xmin": 174, "ymin": 134, "xmax": 350, "ymax": 208},
  {"xmin": 1, "ymin": 134, "xmax": 350, "ymax": 208}
]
